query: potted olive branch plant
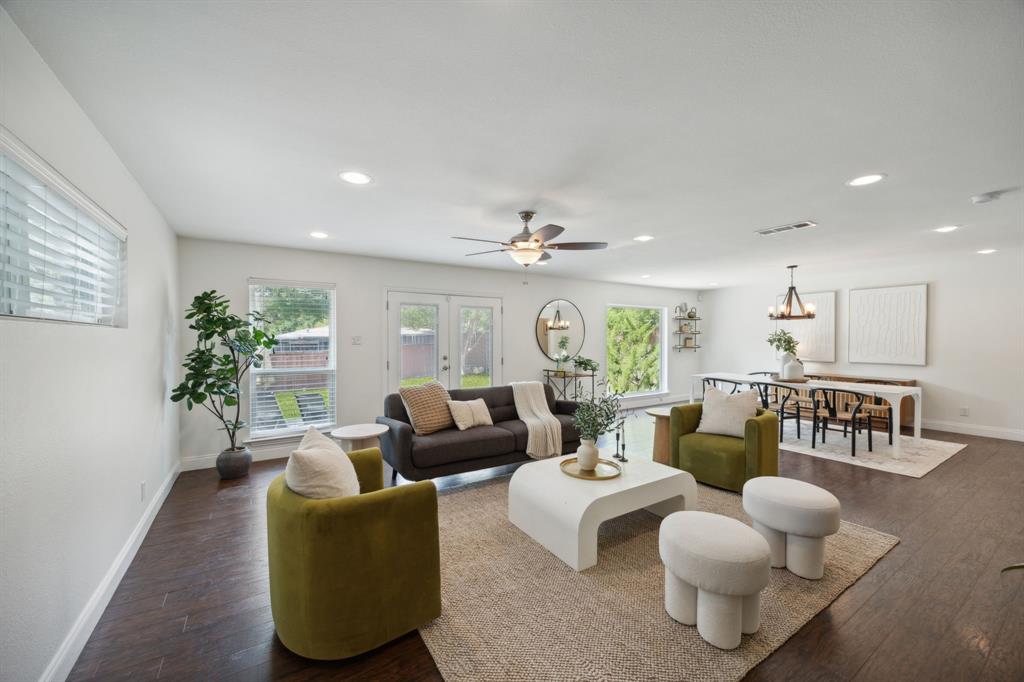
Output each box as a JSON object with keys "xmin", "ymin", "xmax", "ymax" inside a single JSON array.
[
  {"xmin": 767, "ymin": 329, "xmax": 804, "ymax": 380},
  {"xmin": 573, "ymin": 386, "xmax": 624, "ymax": 471},
  {"xmin": 171, "ymin": 290, "xmax": 277, "ymax": 479}
]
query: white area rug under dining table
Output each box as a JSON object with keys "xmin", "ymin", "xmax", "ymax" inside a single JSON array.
[{"xmin": 779, "ymin": 419, "xmax": 965, "ymax": 477}]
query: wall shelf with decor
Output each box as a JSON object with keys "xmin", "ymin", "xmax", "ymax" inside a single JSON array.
[{"xmin": 672, "ymin": 308, "xmax": 702, "ymax": 352}]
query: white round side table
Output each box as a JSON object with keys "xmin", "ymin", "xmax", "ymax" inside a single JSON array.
[{"xmin": 330, "ymin": 423, "xmax": 390, "ymax": 453}]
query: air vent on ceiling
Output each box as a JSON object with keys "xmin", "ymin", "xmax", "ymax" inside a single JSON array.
[{"xmin": 755, "ymin": 220, "xmax": 818, "ymax": 236}]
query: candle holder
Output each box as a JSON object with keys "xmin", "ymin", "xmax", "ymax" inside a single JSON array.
[{"xmin": 613, "ymin": 423, "xmax": 628, "ymax": 462}]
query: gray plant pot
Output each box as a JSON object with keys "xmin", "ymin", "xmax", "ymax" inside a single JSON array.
[{"xmin": 216, "ymin": 446, "xmax": 252, "ymax": 480}]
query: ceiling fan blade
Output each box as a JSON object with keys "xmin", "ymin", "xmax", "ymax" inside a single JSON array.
[
  {"xmin": 545, "ymin": 241, "xmax": 608, "ymax": 250},
  {"xmin": 538, "ymin": 251, "xmax": 552, "ymax": 261},
  {"xmin": 452, "ymin": 236, "xmax": 511, "ymax": 245},
  {"xmin": 530, "ymin": 223, "xmax": 565, "ymax": 244},
  {"xmin": 464, "ymin": 249, "xmax": 509, "ymax": 256}
]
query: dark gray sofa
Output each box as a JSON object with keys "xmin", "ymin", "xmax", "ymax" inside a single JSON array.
[{"xmin": 376, "ymin": 384, "xmax": 580, "ymax": 481}]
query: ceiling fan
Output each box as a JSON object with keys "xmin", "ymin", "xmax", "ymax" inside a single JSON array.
[{"xmin": 452, "ymin": 211, "xmax": 608, "ymax": 267}]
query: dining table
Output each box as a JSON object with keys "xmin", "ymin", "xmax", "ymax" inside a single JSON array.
[{"xmin": 690, "ymin": 372, "xmax": 923, "ymax": 457}]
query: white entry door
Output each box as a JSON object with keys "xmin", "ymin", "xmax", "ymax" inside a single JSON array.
[{"xmin": 387, "ymin": 291, "xmax": 502, "ymax": 391}]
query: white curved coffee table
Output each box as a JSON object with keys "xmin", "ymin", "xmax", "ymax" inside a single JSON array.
[
  {"xmin": 508, "ymin": 453, "xmax": 698, "ymax": 571},
  {"xmin": 330, "ymin": 423, "xmax": 389, "ymax": 453}
]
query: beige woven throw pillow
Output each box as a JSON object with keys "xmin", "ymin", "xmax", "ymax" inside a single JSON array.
[{"xmin": 399, "ymin": 380, "xmax": 455, "ymax": 435}]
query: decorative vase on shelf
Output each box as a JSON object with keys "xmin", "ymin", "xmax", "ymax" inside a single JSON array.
[
  {"xmin": 687, "ymin": 307, "xmax": 697, "ymax": 319},
  {"xmin": 577, "ymin": 439, "xmax": 599, "ymax": 471},
  {"xmin": 782, "ymin": 356, "xmax": 805, "ymax": 381}
]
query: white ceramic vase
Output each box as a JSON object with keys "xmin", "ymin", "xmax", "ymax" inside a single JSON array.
[
  {"xmin": 780, "ymin": 352, "xmax": 795, "ymax": 376},
  {"xmin": 577, "ymin": 438, "xmax": 599, "ymax": 471},
  {"xmin": 782, "ymin": 356, "xmax": 804, "ymax": 380}
]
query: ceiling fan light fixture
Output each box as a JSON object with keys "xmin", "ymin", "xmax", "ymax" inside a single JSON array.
[{"xmin": 509, "ymin": 248, "xmax": 544, "ymax": 266}]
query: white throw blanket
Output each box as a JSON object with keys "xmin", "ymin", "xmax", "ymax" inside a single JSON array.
[{"xmin": 511, "ymin": 381, "xmax": 562, "ymax": 459}]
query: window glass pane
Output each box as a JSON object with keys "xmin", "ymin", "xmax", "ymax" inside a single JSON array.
[
  {"xmin": 459, "ymin": 306, "xmax": 492, "ymax": 388},
  {"xmin": 606, "ymin": 306, "xmax": 664, "ymax": 395},
  {"xmin": 399, "ymin": 303, "xmax": 438, "ymax": 386},
  {"xmin": 0, "ymin": 149, "xmax": 125, "ymax": 325},
  {"xmin": 250, "ymin": 283, "xmax": 335, "ymax": 436}
]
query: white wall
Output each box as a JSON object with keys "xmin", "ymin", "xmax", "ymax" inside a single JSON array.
[
  {"xmin": 177, "ymin": 237, "xmax": 698, "ymax": 464},
  {"xmin": 0, "ymin": 9, "xmax": 180, "ymax": 682},
  {"xmin": 699, "ymin": 248, "xmax": 1024, "ymax": 440}
]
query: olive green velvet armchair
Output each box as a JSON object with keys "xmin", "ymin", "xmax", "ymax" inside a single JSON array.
[
  {"xmin": 267, "ymin": 447, "xmax": 441, "ymax": 660},
  {"xmin": 669, "ymin": 403, "xmax": 779, "ymax": 492}
]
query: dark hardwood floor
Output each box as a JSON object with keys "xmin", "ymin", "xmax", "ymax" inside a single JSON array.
[{"xmin": 68, "ymin": 428, "xmax": 1024, "ymax": 681}]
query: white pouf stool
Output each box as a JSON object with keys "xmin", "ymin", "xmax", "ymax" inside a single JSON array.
[
  {"xmin": 742, "ymin": 476, "xmax": 841, "ymax": 580},
  {"xmin": 659, "ymin": 511, "xmax": 771, "ymax": 650}
]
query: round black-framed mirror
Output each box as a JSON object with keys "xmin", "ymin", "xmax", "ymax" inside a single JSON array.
[{"xmin": 535, "ymin": 299, "xmax": 585, "ymax": 361}]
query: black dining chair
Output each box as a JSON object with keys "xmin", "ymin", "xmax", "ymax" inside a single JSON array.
[
  {"xmin": 748, "ymin": 378, "xmax": 804, "ymax": 442},
  {"xmin": 810, "ymin": 388, "xmax": 873, "ymax": 456}
]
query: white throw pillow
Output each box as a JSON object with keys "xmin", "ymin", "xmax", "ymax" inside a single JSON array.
[
  {"xmin": 284, "ymin": 426, "xmax": 361, "ymax": 499},
  {"xmin": 447, "ymin": 398, "xmax": 494, "ymax": 431},
  {"xmin": 697, "ymin": 387, "xmax": 759, "ymax": 438}
]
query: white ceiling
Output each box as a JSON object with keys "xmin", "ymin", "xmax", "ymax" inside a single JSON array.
[{"xmin": 4, "ymin": 0, "xmax": 1023, "ymax": 288}]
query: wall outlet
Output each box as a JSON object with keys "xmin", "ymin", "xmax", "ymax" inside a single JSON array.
[
  {"xmin": 959, "ymin": 406, "xmax": 969, "ymax": 417},
  {"xmin": 140, "ymin": 481, "xmax": 146, "ymax": 502}
]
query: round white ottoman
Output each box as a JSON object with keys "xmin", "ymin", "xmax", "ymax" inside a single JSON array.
[
  {"xmin": 659, "ymin": 511, "xmax": 771, "ymax": 650},
  {"xmin": 742, "ymin": 476, "xmax": 841, "ymax": 580}
]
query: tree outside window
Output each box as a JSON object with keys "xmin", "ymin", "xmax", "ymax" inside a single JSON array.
[{"xmin": 606, "ymin": 306, "xmax": 664, "ymax": 395}]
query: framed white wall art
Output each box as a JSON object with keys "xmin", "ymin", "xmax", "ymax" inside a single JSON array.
[{"xmin": 848, "ymin": 284, "xmax": 927, "ymax": 365}]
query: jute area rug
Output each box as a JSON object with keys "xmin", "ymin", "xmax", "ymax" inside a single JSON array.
[{"xmin": 420, "ymin": 476, "xmax": 898, "ymax": 682}]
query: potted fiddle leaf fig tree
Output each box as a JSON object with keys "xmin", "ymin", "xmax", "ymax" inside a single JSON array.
[{"xmin": 171, "ymin": 290, "xmax": 277, "ymax": 479}]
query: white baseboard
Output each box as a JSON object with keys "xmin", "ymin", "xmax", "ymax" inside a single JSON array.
[
  {"xmin": 922, "ymin": 419, "xmax": 1024, "ymax": 443},
  {"xmin": 38, "ymin": 463, "xmax": 180, "ymax": 682},
  {"xmin": 180, "ymin": 445, "xmax": 289, "ymax": 471}
]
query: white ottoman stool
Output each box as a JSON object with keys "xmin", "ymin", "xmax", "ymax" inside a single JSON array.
[
  {"xmin": 742, "ymin": 476, "xmax": 841, "ymax": 580},
  {"xmin": 659, "ymin": 511, "xmax": 771, "ymax": 650}
]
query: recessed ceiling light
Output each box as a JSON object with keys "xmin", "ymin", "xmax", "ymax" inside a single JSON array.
[
  {"xmin": 709, "ymin": 282, "xmax": 719, "ymax": 286},
  {"xmin": 339, "ymin": 170, "xmax": 372, "ymax": 185},
  {"xmin": 977, "ymin": 249, "xmax": 997, "ymax": 254},
  {"xmin": 640, "ymin": 274, "xmax": 651, "ymax": 279},
  {"xmin": 846, "ymin": 173, "xmax": 887, "ymax": 187},
  {"xmin": 934, "ymin": 225, "xmax": 959, "ymax": 233},
  {"xmin": 633, "ymin": 235, "xmax": 654, "ymax": 242},
  {"xmin": 309, "ymin": 231, "xmax": 328, "ymax": 239}
]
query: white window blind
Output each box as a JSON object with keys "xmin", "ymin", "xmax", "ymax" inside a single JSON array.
[
  {"xmin": 249, "ymin": 280, "xmax": 336, "ymax": 436},
  {"xmin": 0, "ymin": 127, "xmax": 127, "ymax": 326}
]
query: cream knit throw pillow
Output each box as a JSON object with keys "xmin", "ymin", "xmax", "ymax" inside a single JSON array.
[
  {"xmin": 284, "ymin": 426, "xmax": 360, "ymax": 499},
  {"xmin": 448, "ymin": 398, "xmax": 494, "ymax": 431},
  {"xmin": 697, "ymin": 387, "xmax": 759, "ymax": 438}
]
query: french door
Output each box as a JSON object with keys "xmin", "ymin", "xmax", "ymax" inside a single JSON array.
[{"xmin": 386, "ymin": 291, "xmax": 502, "ymax": 391}]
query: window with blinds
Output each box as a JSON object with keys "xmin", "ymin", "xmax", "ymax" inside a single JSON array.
[
  {"xmin": 249, "ymin": 280, "xmax": 336, "ymax": 437},
  {"xmin": 0, "ymin": 127, "xmax": 127, "ymax": 326}
]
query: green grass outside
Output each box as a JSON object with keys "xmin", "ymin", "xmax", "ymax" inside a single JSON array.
[
  {"xmin": 274, "ymin": 388, "xmax": 330, "ymax": 421},
  {"xmin": 400, "ymin": 373, "xmax": 491, "ymax": 388}
]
